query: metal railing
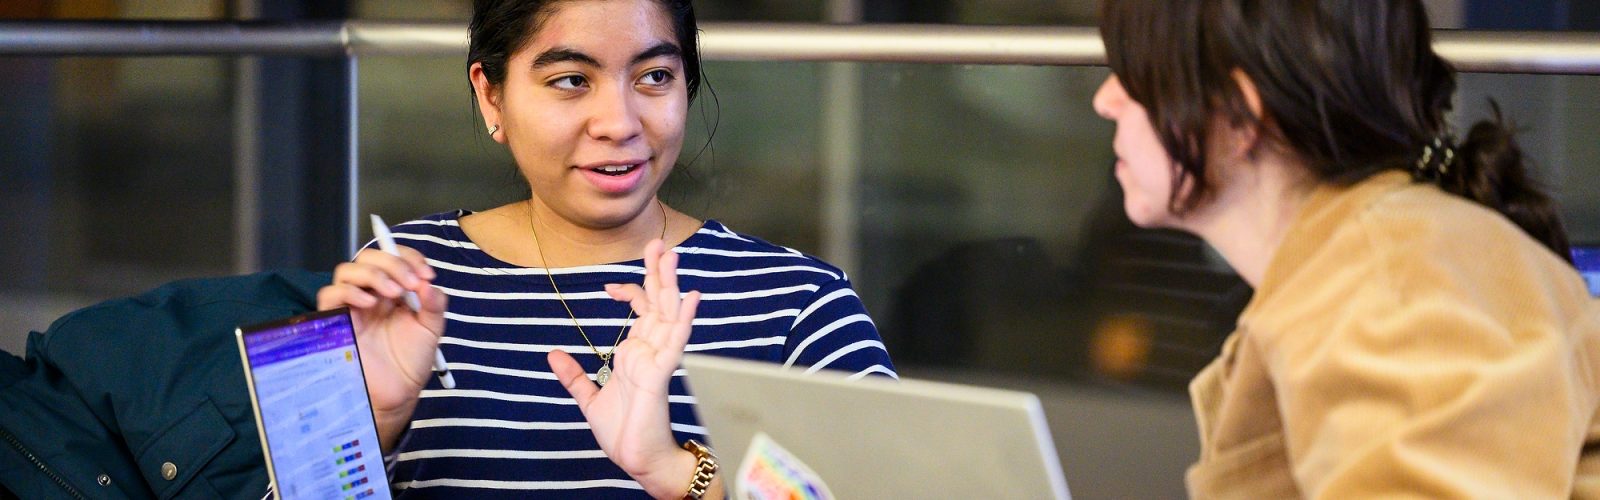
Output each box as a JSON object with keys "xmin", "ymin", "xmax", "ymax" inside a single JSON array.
[
  {"xmin": 4, "ymin": 19, "xmax": 1599, "ymax": 270},
  {"xmin": 3, "ymin": 21, "xmax": 1600, "ymax": 74}
]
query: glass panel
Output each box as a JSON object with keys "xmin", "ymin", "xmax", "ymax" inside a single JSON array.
[
  {"xmin": 0, "ymin": 0, "xmax": 234, "ymax": 358},
  {"xmin": 1457, "ymin": 73, "xmax": 1600, "ymax": 240},
  {"xmin": 852, "ymin": 62, "xmax": 1241, "ymax": 388},
  {"xmin": 1, "ymin": 0, "xmax": 224, "ymax": 20},
  {"xmin": 863, "ymin": 0, "xmax": 1096, "ymax": 24},
  {"xmin": 0, "ymin": 56, "xmax": 236, "ymax": 354},
  {"xmin": 357, "ymin": 56, "xmax": 521, "ymax": 219}
]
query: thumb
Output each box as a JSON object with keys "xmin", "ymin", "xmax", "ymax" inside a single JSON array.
[
  {"xmin": 408, "ymin": 285, "xmax": 447, "ymax": 340},
  {"xmin": 417, "ymin": 284, "xmax": 448, "ymax": 315},
  {"xmin": 549, "ymin": 349, "xmax": 600, "ymax": 410}
]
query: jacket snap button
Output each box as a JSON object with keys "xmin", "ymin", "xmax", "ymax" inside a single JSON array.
[
  {"xmin": 96, "ymin": 474, "xmax": 111, "ymax": 486},
  {"xmin": 161, "ymin": 461, "xmax": 178, "ymax": 480}
]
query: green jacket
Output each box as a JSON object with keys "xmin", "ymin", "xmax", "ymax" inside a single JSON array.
[{"xmin": 0, "ymin": 270, "xmax": 330, "ymax": 499}]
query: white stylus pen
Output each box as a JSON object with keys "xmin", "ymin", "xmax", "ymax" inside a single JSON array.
[{"xmin": 370, "ymin": 214, "xmax": 456, "ymax": 389}]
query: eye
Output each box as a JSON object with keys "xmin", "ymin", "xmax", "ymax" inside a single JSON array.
[
  {"xmin": 639, "ymin": 69, "xmax": 674, "ymax": 86},
  {"xmin": 549, "ymin": 74, "xmax": 587, "ymax": 91}
]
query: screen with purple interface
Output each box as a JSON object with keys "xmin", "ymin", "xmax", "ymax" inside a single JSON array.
[
  {"xmin": 1574, "ymin": 246, "xmax": 1600, "ymax": 297},
  {"xmin": 241, "ymin": 310, "xmax": 391, "ymax": 500}
]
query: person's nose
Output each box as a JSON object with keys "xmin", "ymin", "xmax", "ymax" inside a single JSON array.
[
  {"xmin": 586, "ymin": 82, "xmax": 644, "ymax": 143},
  {"xmin": 1092, "ymin": 74, "xmax": 1125, "ymax": 120}
]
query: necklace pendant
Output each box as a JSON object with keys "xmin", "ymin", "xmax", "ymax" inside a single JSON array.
[{"xmin": 596, "ymin": 364, "xmax": 612, "ymax": 387}]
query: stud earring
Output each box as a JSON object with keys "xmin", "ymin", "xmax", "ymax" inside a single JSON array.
[{"xmin": 488, "ymin": 124, "xmax": 500, "ymax": 135}]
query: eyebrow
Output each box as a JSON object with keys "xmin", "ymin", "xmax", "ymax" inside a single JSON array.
[
  {"xmin": 631, "ymin": 42, "xmax": 682, "ymax": 66},
  {"xmin": 531, "ymin": 48, "xmax": 599, "ymax": 69},
  {"xmin": 529, "ymin": 42, "xmax": 682, "ymax": 70}
]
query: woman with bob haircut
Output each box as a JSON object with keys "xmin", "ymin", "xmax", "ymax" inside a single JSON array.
[
  {"xmin": 317, "ymin": 0, "xmax": 895, "ymax": 498},
  {"xmin": 1094, "ymin": 0, "xmax": 1600, "ymax": 497}
]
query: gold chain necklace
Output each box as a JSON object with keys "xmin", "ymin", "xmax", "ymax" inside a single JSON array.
[{"xmin": 528, "ymin": 199, "xmax": 667, "ymax": 386}]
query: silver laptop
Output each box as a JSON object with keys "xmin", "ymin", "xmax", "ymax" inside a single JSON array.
[{"xmin": 681, "ymin": 354, "xmax": 1070, "ymax": 499}]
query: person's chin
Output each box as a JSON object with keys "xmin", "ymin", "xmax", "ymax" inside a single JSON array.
[
  {"xmin": 577, "ymin": 197, "xmax": 657, "ymax": 229},
  {"xmin": 1122, "ymin": 201, "xmax": 1165, "ymax": 229}
]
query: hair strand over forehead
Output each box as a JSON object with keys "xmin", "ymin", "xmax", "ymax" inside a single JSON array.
[{"xmin": 468, "ymin": 0, "xmax": 702, "ymax": 103}]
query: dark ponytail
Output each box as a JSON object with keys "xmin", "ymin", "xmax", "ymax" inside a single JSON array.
[{"xmin": 1432, "ymin": 103, "xmax": 1571, "ymax": 261}]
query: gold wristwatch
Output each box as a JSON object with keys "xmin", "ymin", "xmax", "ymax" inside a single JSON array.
[{"xmin": 682, "ymin": 439, "xmax": 718, "ymax": 499}]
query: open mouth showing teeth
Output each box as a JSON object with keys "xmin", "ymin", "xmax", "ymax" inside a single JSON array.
[{"xmin": 594, "ymin": 164, "xmax": 640, "ymax": 176}]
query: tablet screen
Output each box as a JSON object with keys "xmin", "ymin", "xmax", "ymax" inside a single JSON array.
[
  {"xmin": 1574, "ymin": 246, "xmax": 1600, "ymax": 297},
  {"xmin": 238, "ymin": 309, "xmax": 391, "ymax": 500}
]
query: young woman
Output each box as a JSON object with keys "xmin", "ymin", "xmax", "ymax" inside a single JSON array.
[
  {"xmin": 317, "ymin": 0, "xmax": 895, "ymax": 497},
  {"xmin": 1094, "ymin": 0, "xmax": 1600, "ymax": 497}
]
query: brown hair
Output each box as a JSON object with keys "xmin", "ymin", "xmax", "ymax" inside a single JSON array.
[{"xmin": 1099, "ymin": 0, "xmax": 1570, "ymax": 260}]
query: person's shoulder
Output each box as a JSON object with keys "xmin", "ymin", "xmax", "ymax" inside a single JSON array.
[
  {"xmin": 358, "ymin": 211, "xmax": 476, "ymax": 260},
  {"xmin": 679, "ymin": 220, "xmax": 850, "ymax": 283},
  {"xmin": 366, "ymin": 210, "xmax": 474, "ymax": 249},
  {"xmin": 387, "ymin": 210, "xmax": 469, "ymax": 235},
  {"xmin": 1289, "ymin": 174, "xmax": 1535, "ymax": 269},
  {"xmin": 1352, "ymin": 181, "xmax": 1582, "ymax": 307},
  {"xmin": 1358, "ymin": 182, "xmax": 1534, "ymax": 259},
  {"xmin": 1253, "ymin": 176, "xmax": 1543, "ymax": 336}
]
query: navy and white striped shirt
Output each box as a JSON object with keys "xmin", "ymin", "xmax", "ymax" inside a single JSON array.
[{"xmin": 380, "ymin": 211, "xmax": 896, "ymax": 498}]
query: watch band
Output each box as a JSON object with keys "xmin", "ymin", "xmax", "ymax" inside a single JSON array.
[{"xmin": 682, "ymin": 439, "xmax": 718, "ymax": 499}]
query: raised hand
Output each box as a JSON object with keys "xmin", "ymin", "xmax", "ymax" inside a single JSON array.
[
  {"xmin": 549, "ymin": 239, "xmax": 703, "ymax": 498},
  {"xmin": 316, "ymin": 246, "xmax": 447, "ymax": 452}
]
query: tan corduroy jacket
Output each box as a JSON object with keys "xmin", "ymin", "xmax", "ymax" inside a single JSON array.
[{"xmin": 1186, "ymin": 171, "xmax": 1600, "ymax": 499}]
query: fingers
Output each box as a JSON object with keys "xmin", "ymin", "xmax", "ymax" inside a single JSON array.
[
  {"xmin": 333, "ymin": 260, "xmax": 406, "ymax": 301},
  {"xmin": 416, "ymin": 284, "xmax": 447, "ymax": 313},
  {"xmin": 605, "ymin": 283, "xmax": 641, "ymax": 301},
  {"xmin": 395, "ymin": 245, "xmax": 437, "ymax": 282},
  {"xmin": 549, "ymin": 349, "xmax": 600, "ymax": 411},
  {"xmin": 607, "ymin": 239, "xmax": 693, "ymax": 346},
  {"xmin": 348, "ymin": 247, "xmax": 430, "ymax": 295},
  {"xmin": 654, "ymin": 248, "xmax": 682, "ymax": 324},
  {"xmin": 328, "ymin": 247, "xmax": 438, "ymax": 314},
  {"xmin": 640, "ymin": 240, "xmax": 663, "ymax": 312},
  {"xmin": 414, "ymin": 285, "xmax": 449, "ymax": 333},
  {"xmin": 607, "ymin": 283, "xmax": 647, "ymax": 311},
  {"xmin": 318, "ymin": 282, "xmax": 381, "ymax": 310},
  {"xmin": 664, "ymin": 291, "xmax": 700, "ymax": 355}
]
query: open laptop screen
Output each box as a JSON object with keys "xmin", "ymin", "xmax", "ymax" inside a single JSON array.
[
  {"xmin": 237, "ymin": 308, "xmax": 391, "ymax": 500},
  {"xmin": 682, "ymin": 354, "xmax": 1070, "ymax": 499}
]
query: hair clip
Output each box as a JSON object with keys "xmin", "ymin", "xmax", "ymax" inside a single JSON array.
[{"xmin": 1415, "ymin": 136, "xmax": 1456, "ymax": 179}]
